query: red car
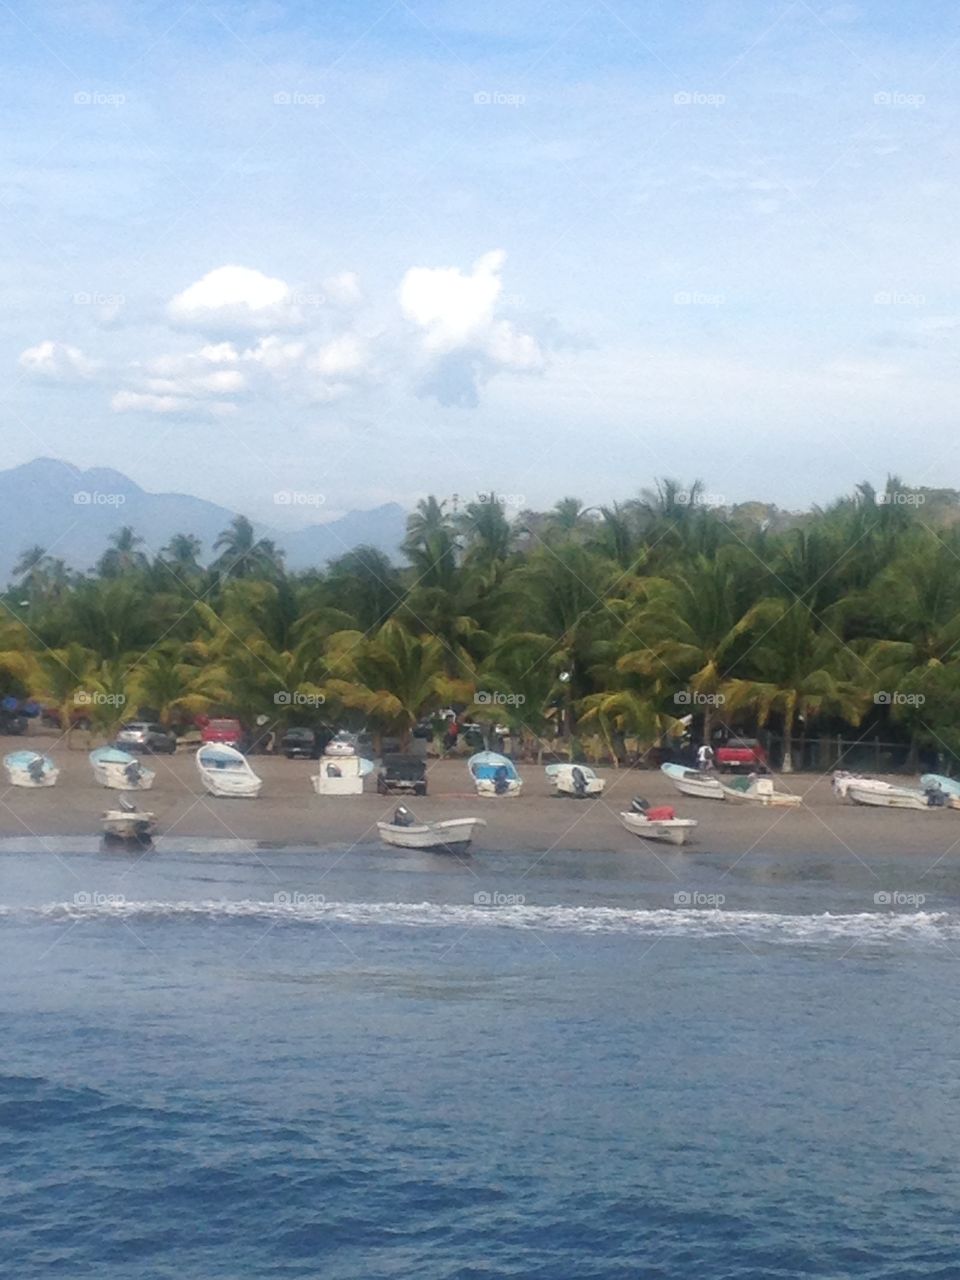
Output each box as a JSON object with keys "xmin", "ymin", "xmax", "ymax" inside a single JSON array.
[
  {"xmin": 199, "ymin": 717, "xmax": 246, "ymax": 748},
  {"xmin": 715, "ymin": 737, "xmax": 768, "ymax": 773}
]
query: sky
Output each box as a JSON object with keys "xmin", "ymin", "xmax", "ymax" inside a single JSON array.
[{"xmin": 2, "ymin": 0, "xmax": 960, "ymax": 525}]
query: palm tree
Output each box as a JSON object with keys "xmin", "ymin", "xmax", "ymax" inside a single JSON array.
[
  {"xmin": 128, "ymin": 648, "xmax": 222, "ymax": 726},
  {"xmin": 160, "ymin": 533, "xmax": 204, "ymax": 576},
  {"xmin": 736, "ymin": 600, "xmax": 868, "ymax": 771},
  {"xmin": 97, "ymin": 527, "xmax": 148, "ymax": 578},
  {"xmin": 402, "ymin": 497, "xmax": 458, "ymax": 590},
  {"xmin": 324, "ymin": 619, "xmax": 472, "ymax": 748},
  {"xmin": 213, "ymin": 516, "xmax": 284, "ymax": 580}
]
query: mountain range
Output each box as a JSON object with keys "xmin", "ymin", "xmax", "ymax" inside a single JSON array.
[{"xmin": 0, "ymin": 459, "xmax": 407, "ymax": 583}]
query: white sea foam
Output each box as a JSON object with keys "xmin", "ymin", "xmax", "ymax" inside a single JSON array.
[{"xmin": 1, "ymin": 898, "xmax": 957, "ymax": 944}]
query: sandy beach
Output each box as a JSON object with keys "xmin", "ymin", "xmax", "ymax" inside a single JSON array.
[{"xmin": 0, "ymin": 735, "xmax": 958, "ymax": 861}]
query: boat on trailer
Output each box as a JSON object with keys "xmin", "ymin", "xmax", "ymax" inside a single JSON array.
[
  {"xmin": 196, "ymin": 743, "xmax": 263, "ymax": 798},
  {"xmin": 4, "ymin": 750, "xmax": 59, "ymax": 788},
  {"xmin": 660, "ymin": 762, "xmax": 724, "ymax": 800},
  {"xmin": 377, "ymin": 806, "xmax": 486, "ymax": 853},
  {"xmin": 90, "ymin": 746, "xmax": 155, "ymax": 791},
  {"xmin": 545, "ymin": 763, "xmax": 605, "ymax": 797}
]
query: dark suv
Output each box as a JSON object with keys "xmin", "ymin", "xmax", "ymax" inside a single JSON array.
[{"xmin": 281, "ymin": 727, "xmax": 323, "ymax": 759}]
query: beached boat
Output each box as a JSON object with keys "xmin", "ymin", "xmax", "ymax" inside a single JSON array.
[
  {"xmin": 468, "ymin": 751, "xmax": 523, "ymax": 797},
  {"xmin": 377, "ymin": 806, "xmax": 486, "ymax": 853},
  {"xmin": 90, "ymin": 746, "xmax": 155, "ymax": 791},
  {"xmin": 660, "ymin": 762, "xmax": 724, "ymax": 800},
  {"xmin": 846, "ymin": 782, "xmax": 932, "ymax": 810},
  {"xmin": 311, "ymin": 739, "xmax": 375, "ymax": 795},
  {"xmin": 4, "ymin": 750, "xmax": 59, "ymax": 788},
  {"xmin": 921, "ymin": 773, "xmax": 960, "ymax": 799},
  {"xmin": 102, "ymin": 796, "xmax": 156, "ymax": 842},
  {"xmin": 832, "ymin": 771, "xmax": 894, "ymax": 801},
  {"xmin": 545, "ymin": 763, "xmax": 604, "ymax": 797},
  {"xmin": 719, "ymin": 775, "xmax": 801, "ymax": 807},
  {"xmin": 620, "ymin": 809, "xmax": 697, "ymax": 846},
  {"xmin": 196, "ymin": 743, "xmax": 263, "ymax": 797}
]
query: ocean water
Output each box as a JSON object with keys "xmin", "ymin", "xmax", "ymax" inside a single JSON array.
[{"xmin": 3, "ymin": 840, "xmax": 960, "ymax": 1279}]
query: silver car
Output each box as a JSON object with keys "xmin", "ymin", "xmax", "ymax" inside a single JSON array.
[{"xmin": 115, "ymin": 722, "xmax": 177, "ymax": 754}]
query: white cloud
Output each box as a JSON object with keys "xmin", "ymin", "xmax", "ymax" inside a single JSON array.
[
  {"xmin": 311, "ymin": 333, "xmax": 366, "ymax": 377},
  {"xmin": 400, "ymin": 249, "xmax": 506, "ymax": 351},
  {"xmin": 111, "ymin": 389, "xmax": 237, "ymax": 416},
  {"xmin": 168, "ymin": 265, "xmax": 298, "ymax": 331},
  {"xmin": 19, "ymin": 340, "xmax": 97, "ymax": 381},
  {"xmin": 323, "ymin": 271, "xmax": 363, "ymax": 307}
]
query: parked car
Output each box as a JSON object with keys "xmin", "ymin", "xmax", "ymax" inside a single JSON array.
[
  {"xmin": 715, "ymin": 737, "xmax": 768, "ymax": 773},
  {"xmin": 377, "ymin": 753, "xmax": 427, "ymax": 796},
  {"xmin": 281, "ymin": 727, "xmax": 322, "ymax": 759},
  {"xmin": 115, "ymin": 722, "xmax": 177, "ymax": 754},
  {"xmin": 200, "ymin": 718, "xmax": 247, "ymax": 749}
]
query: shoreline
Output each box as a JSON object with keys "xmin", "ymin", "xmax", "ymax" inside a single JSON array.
[{"xmin": 1, "ymin": 738, "xmax": 960, "ymax": 859}]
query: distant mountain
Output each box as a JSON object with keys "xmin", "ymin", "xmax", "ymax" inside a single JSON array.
[{"xmin": 0, "ymin": 458, "xmax": 407, "ymax": 582}]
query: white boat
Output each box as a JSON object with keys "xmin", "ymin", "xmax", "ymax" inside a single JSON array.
[
  {"xmin": 832, "ymin": 771, "xmax": 894, "ymax": 801},
  {"xmin": 377, "ymin": 807, "xmax": 486, "ymax": 853},
  {"xmin": 311, "ymin": 744, "xmax": 375, "ymax": 795},
  {"xmin": 545, "ymin": 763, "xmax": 604, "ymax": 797},
  {"xmin": 89, "ymin": 746, "xmax": 155, "ymax": 791},
  {"xmin": 4, "ymin": 750, "xmax": 59, "ymax": 788},
  {"xmin": 846, "ymin": 782, "xmax": 931, "ymax": 810},
  {"xmin": 719, "ymin": 775, "xmax": 801, "ymax": 807},
  {"xmin": 660, "ymin": 762, "xmax": 724, "ymax": 800},
  {"xmin": 620, "ymin": 810, "xmax": 697, "ymax": 846},
  {"xmin": 468, "ymin": 751, "xmax": 522, "ymax": 797},
  {"xmin": 921, "ymin": 773, "xmax": 960, "ymax": 798},
  {"xmin": 102, "ymin": 797, "xmax": 156, "ymax": 842},
  {"xmin": 196, "ymin": 743, "xmax": 262, "ymax": 797}
]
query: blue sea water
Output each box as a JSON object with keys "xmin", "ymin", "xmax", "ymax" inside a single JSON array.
[{"xmin": 2, "ymin": 839, "xmax": 960, "ymax": 1278}]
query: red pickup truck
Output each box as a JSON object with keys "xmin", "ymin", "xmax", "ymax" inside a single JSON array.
[{"xmin": 715, "ymin": 737, "xmax": 768, "ymax": 773}]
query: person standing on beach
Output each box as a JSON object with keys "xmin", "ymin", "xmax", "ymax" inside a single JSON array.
[{"xmin": 697, "ymin": 743, "xmax": 715, "ymax": 772}]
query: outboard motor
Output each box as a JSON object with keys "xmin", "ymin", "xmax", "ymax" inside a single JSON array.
[
  {"xmin": 326, "ymin": 762, "xmax": 342, "ymax": 777},
  {"xmin": 394, "ymin": 805, "xmax": 415, "ymax": 827},
  {"xmin": 926, "ymin": 786, "xmax": 947, "ymax": 808},
  {"xmin": 494, "ymin": 764, "xmax": 510, "ymax": 796},
  {"xmin": 571, "ymin": 766, "xmax": 587, "ymax": 798},
  {"xmin": 124, "ymin": 761, "xmax": 142, "ymax": 785},
  {"xmin": 27, "ymin": 758, "xmax": 44, "ymax": 783},
  {"xmin": 630, "ymin": 796, "xmax": 650, "ymax": 814}
]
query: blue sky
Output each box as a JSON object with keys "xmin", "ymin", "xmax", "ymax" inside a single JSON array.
[{"xmin": 3, "ymin": 0, "xmax": 960, "ymax": 524}]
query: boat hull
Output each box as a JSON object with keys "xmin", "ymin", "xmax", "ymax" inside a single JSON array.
[
  {"xmin": 92, "ymin": 762, "xmax": 155, "ymax": 791},
  {"xmin": 4, "ymin": 757, "xmax": 59, "ymax": 788},
  {"xmin": 661, "ymin": 763, "xmax": 723, "ymax": 800},
  {"xmin": 102, "ymin": 811, "xmax": 156, "ymax": 841},
  {"xmin": 474, "ymin": 778, "xmax": 522, "ymax": 797},
  {"xmin": 199, "ymin": 769, "xmax": 262, "ymax": 798},
  {"xmin": 377, "ymin": 818, "xmax": 486, "ymax": 853},
  {"xmin": 847, "ymin": 784, "xmax": 929, "ymax": 810},
  {"xmin": 620, "ymin": 812, "xmax": 697, "ymax": 845}
]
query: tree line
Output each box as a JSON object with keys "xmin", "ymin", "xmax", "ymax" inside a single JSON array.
[{"xmin": 3, "ymin": 478, "xmax": 959, "ymax": 769}]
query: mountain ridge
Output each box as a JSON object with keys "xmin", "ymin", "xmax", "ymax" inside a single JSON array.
[{"xmin": 0, "ymin": 458, "xmax": 407, "ymax": 581}]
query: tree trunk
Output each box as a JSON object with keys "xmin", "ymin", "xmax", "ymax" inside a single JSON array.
[
  {"xmin": 702, "ymin": 704, "xmax": 713, "ymax": 749},
  {"xmin": 781, "ymin": 695, "xmax": 796, "ymax": 773}
]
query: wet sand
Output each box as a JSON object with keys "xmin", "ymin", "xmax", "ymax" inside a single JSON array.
[{"xmin": 1, "ymin": 736, "xmax": 960, "ymax": 862}]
